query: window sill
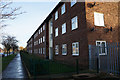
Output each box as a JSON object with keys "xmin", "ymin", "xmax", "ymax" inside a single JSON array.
[
  {"xmin": 62, "ymin": 32, "xmax": 66, "ymax": 35},
  {"xmin": 72, "ymin": 54, "xmax": 79, "ymax": 56},
  {"xmin": 94, "ymin": 25, "xmax": 105, "ymax": 27},
  {"xmin": 55, "ymin": 36, "xmax": 58, "ymax": 37},
  {"xmin": 72, "ymin": 27, "xmax": 78, "ymax": 31},
  {"xmin": 55, "ymin": 53, "xmax": 59, "ymax": 55},
  {"xmin": 62, "ymin": 53, "xmax": 67, "ymax": 56},
  {"xmin": 99, "ymin": 53, "xmax": 107, "ymax": 56}
]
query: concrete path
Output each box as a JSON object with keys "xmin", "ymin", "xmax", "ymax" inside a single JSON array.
[{"xmin": 2, "ymin": 53, "xmax": 28, "ymax": 79}]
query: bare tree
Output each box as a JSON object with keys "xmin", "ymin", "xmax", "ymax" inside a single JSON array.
[
  {"xmin": 1, "ymin": 35, "xmax": 18, "ymax": 56},
  {"xmin": 0, "ymin": 1, "xmax": 25, "ymax": 29}
]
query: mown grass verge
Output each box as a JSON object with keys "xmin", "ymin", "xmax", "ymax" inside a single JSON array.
[{"xmin": 2, "ymin": 54, "xmax": 16, "ymax": 71}]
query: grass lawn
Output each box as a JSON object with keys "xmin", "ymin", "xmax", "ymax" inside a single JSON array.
[{"xmin": 2, "ymin": 54, "xmax": 16, "ymax": 71}]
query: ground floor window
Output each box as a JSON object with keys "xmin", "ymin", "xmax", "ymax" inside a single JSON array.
[
  {"xmin": 39, "ymin": 49, "xmax": 40, "ymax": 54},
  {"xmin": 72, "ymin": 42, "xmax": 79, "ymax": 56},
  {"xmin": 43, "ymin": 48, "xmax": 45, "ymax": 54},
  {"xmin": 41, "ymin": 48, "xmax": 42, "ymax": 54},
  {"xmin": 62, "ymin": 44, "xmax": 67, "ymax": 55},
  {"xmin": 55, "ymin": 45, "xmax": 59, "ymax": 55},
  {"xmin": 96, "ymin": 41, "xmax": 107, "ymax": 55}
]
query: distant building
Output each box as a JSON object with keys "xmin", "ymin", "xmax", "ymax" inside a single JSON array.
[{"xmin": 0, "ymin": 48, "xmax": 4, "ymax": 53}]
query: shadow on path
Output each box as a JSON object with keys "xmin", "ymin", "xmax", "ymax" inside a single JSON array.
[{"xmin": 2, "ymin": 53, "xmax": 28, "ymax": 79}]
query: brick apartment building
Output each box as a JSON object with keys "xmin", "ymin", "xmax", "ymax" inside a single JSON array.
[{"xmin": 27, "ymin": 1, "xmax": 120, "ymax": 70}]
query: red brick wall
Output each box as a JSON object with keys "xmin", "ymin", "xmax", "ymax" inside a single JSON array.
[
  {"xmin": 85, "ymin": 2, "xmax": 119, "ymax": 45},
  {"xmin": 53, "ymin": 2, "xmax": 89, "ymax": 69}
]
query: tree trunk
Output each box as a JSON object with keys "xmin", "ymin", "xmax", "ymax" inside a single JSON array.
[{"xmin": 7, "ymin": 50, "xmax": 8, "ymax": 56}]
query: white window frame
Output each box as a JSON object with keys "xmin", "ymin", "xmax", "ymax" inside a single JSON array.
[
  {"xmin": 55, "ymin": 28, "xmax": 58, "ymax": 37},
  {"xmin": 71, "ymin": 16, "xmax": 78, "ymax": 30},
  {"xmin": 94, "ymin": 12, "xmax": 105, "ymax": 27},
  {"xmin": 62, "ymin": 23, "xmax": 66, "ymax": 34},
  {"xmin": 55, "ymin": 11, "xmax": 58, "ymax": 20},
  {"xmin": 62, "ymin": 44, "xmax": 67, "ymax": 55},
  {"xmin": 96, "ymin": 41, "xmax": 107, "ymax": 55},
  {"xmin": 61, "ymin": 3, "xmax": 65, "ymax": 15},
  {"xmin": 72, "ymin": 42, "xmax": 79, "ymax": 56},
  {"xmin": 71, "ymin": 0, "xmax": 77, "ymax": 7},
  {"xmin": 55, "ymin": 45, "xmax": 59, "ymax": 55}
]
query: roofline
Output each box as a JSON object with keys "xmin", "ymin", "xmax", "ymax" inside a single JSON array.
[{"xmin": 27, "ymin": 1, "xmax": 64, "ymax": 43}]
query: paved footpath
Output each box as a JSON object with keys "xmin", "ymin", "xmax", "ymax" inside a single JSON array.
[{"xmin": 2, "ymin": 53, "xmax": 28, "ymax": 79}]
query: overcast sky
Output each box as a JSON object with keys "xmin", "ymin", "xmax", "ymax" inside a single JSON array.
[{"xmin": 0, "ymin": 1, "xmax": 60, "ymax": 48}]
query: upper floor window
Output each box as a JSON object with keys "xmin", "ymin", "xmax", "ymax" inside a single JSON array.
[
  {"xmin": 96, "ymin": 41, "xmax": 107, "ymax": 55},
  {"xmin": 41, "ymin": 27, "xmax": 42, "ymax": 33},
  {"xmin": 62, "ymin": 23, "xmax": 66, "ymax": 34},
  {"xmin": 61, "ymin": 4, "xmax": 65, "ymax": 15},
  {"xmin": 43, "ymin": 36, "xmax": 45, "ymax": 42},
  {"xmin": 55, "ymin": 11, "xmax": 58, "ymax": 20},
  {"xmin": 62, "ymin": 44, "xmax": 67, "ymax": 55},
  {"xmin": 71, "ymin": 16, "xmax": 78, "ymax": 30},
  {"xmin": 55, "ymin": 28, "xmax": 58, "ymax": 37},
  {"xmin": 43, "ymin": 25, "xmax": 45, "ymax": 31},
  {"xmin": 55, "ymin": 45, "xmax": 59, "ymax": 55},
  {"xmin": 71, "ymin": 0, "xmax": 77, "ymax": 7},
  {"xmin": 72, "ymin": 42, "xmax": 79, "ymax": 56},
  {"xmin": 94, "ymin": 12, "xmax": 104, "ymax": 27},
  {"xmin": 39, "ymin": 39, "xmax": 40, "ymax": 44},
  {"xmin": 39, "ymin": 29, "xmax": 40, "ymax": 34}
]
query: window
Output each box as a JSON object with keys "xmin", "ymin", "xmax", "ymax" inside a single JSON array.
[
  {"xmin": 43, "ymin": 25, "xmax": 45, "ymax": 30},
  {"xmin": 55, "ymin": 45, "xmax": 59, "ymax": 55},
  {"xmin": 43, "ymin": 48, "xmax": 45, "ymax": 54},
  {"xmin": 39, "ymin": 39, "xmax": 40, "ymax": 44},
  {"xmin": 72, "ymin": 42, "xmax": 79, "ymax": 56},
  {"xmin": 71, "ymin": 16, "xmax": 78, "ymax": 30},
  {"xmin": 94, "ymin": 12, "xmax": 104, "ymax": 26},
  {"xmin": 41, "ymin": 27, "xmax": 42, "ymax": 33},
  {"xmin": 39, "ymin": 49, "xmax": 40, "ymax": 54},
  {"xmin": 39, "ymin": 29, "xmax": 40, "ymax": 34},
  {"xmin": 62, "ymin": 23, "xmax": 66, "ymax": 34},
  {"xmin": 96, "ymin": 41, "xmax": 107, "ymax": 55},
  {"xmin": 55, "ymin": 11, "xmax": 58, "ymax": 20},
  {"xmin": 71, "ymin": 0, "xmax": 77, "ymax": 7},
  {"xmin": 61, "ymin": 4, "xmax": 65, "ymax": 15},
  {"xmin": 55, "ymin": 28, "xmax": 58, "ymax": 37},
  {"xmin": 43, "ymin": 36, "xmax": 45, "ymax": 42},
  {"xmin": 41, "ymin": 38, "xmax": 42, "ymax": 43},
  {"xmin": 62, "ymin": 44, "xmax": 67, "ymax": 55},
  {"xmin": 41, "ymin": 48, "xmax": 42, "ymax": 54}
]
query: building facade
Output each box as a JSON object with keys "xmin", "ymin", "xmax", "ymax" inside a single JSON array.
[{"xmin": 27, "ymin": 1, "xmax": 120, "ymax": 70}]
